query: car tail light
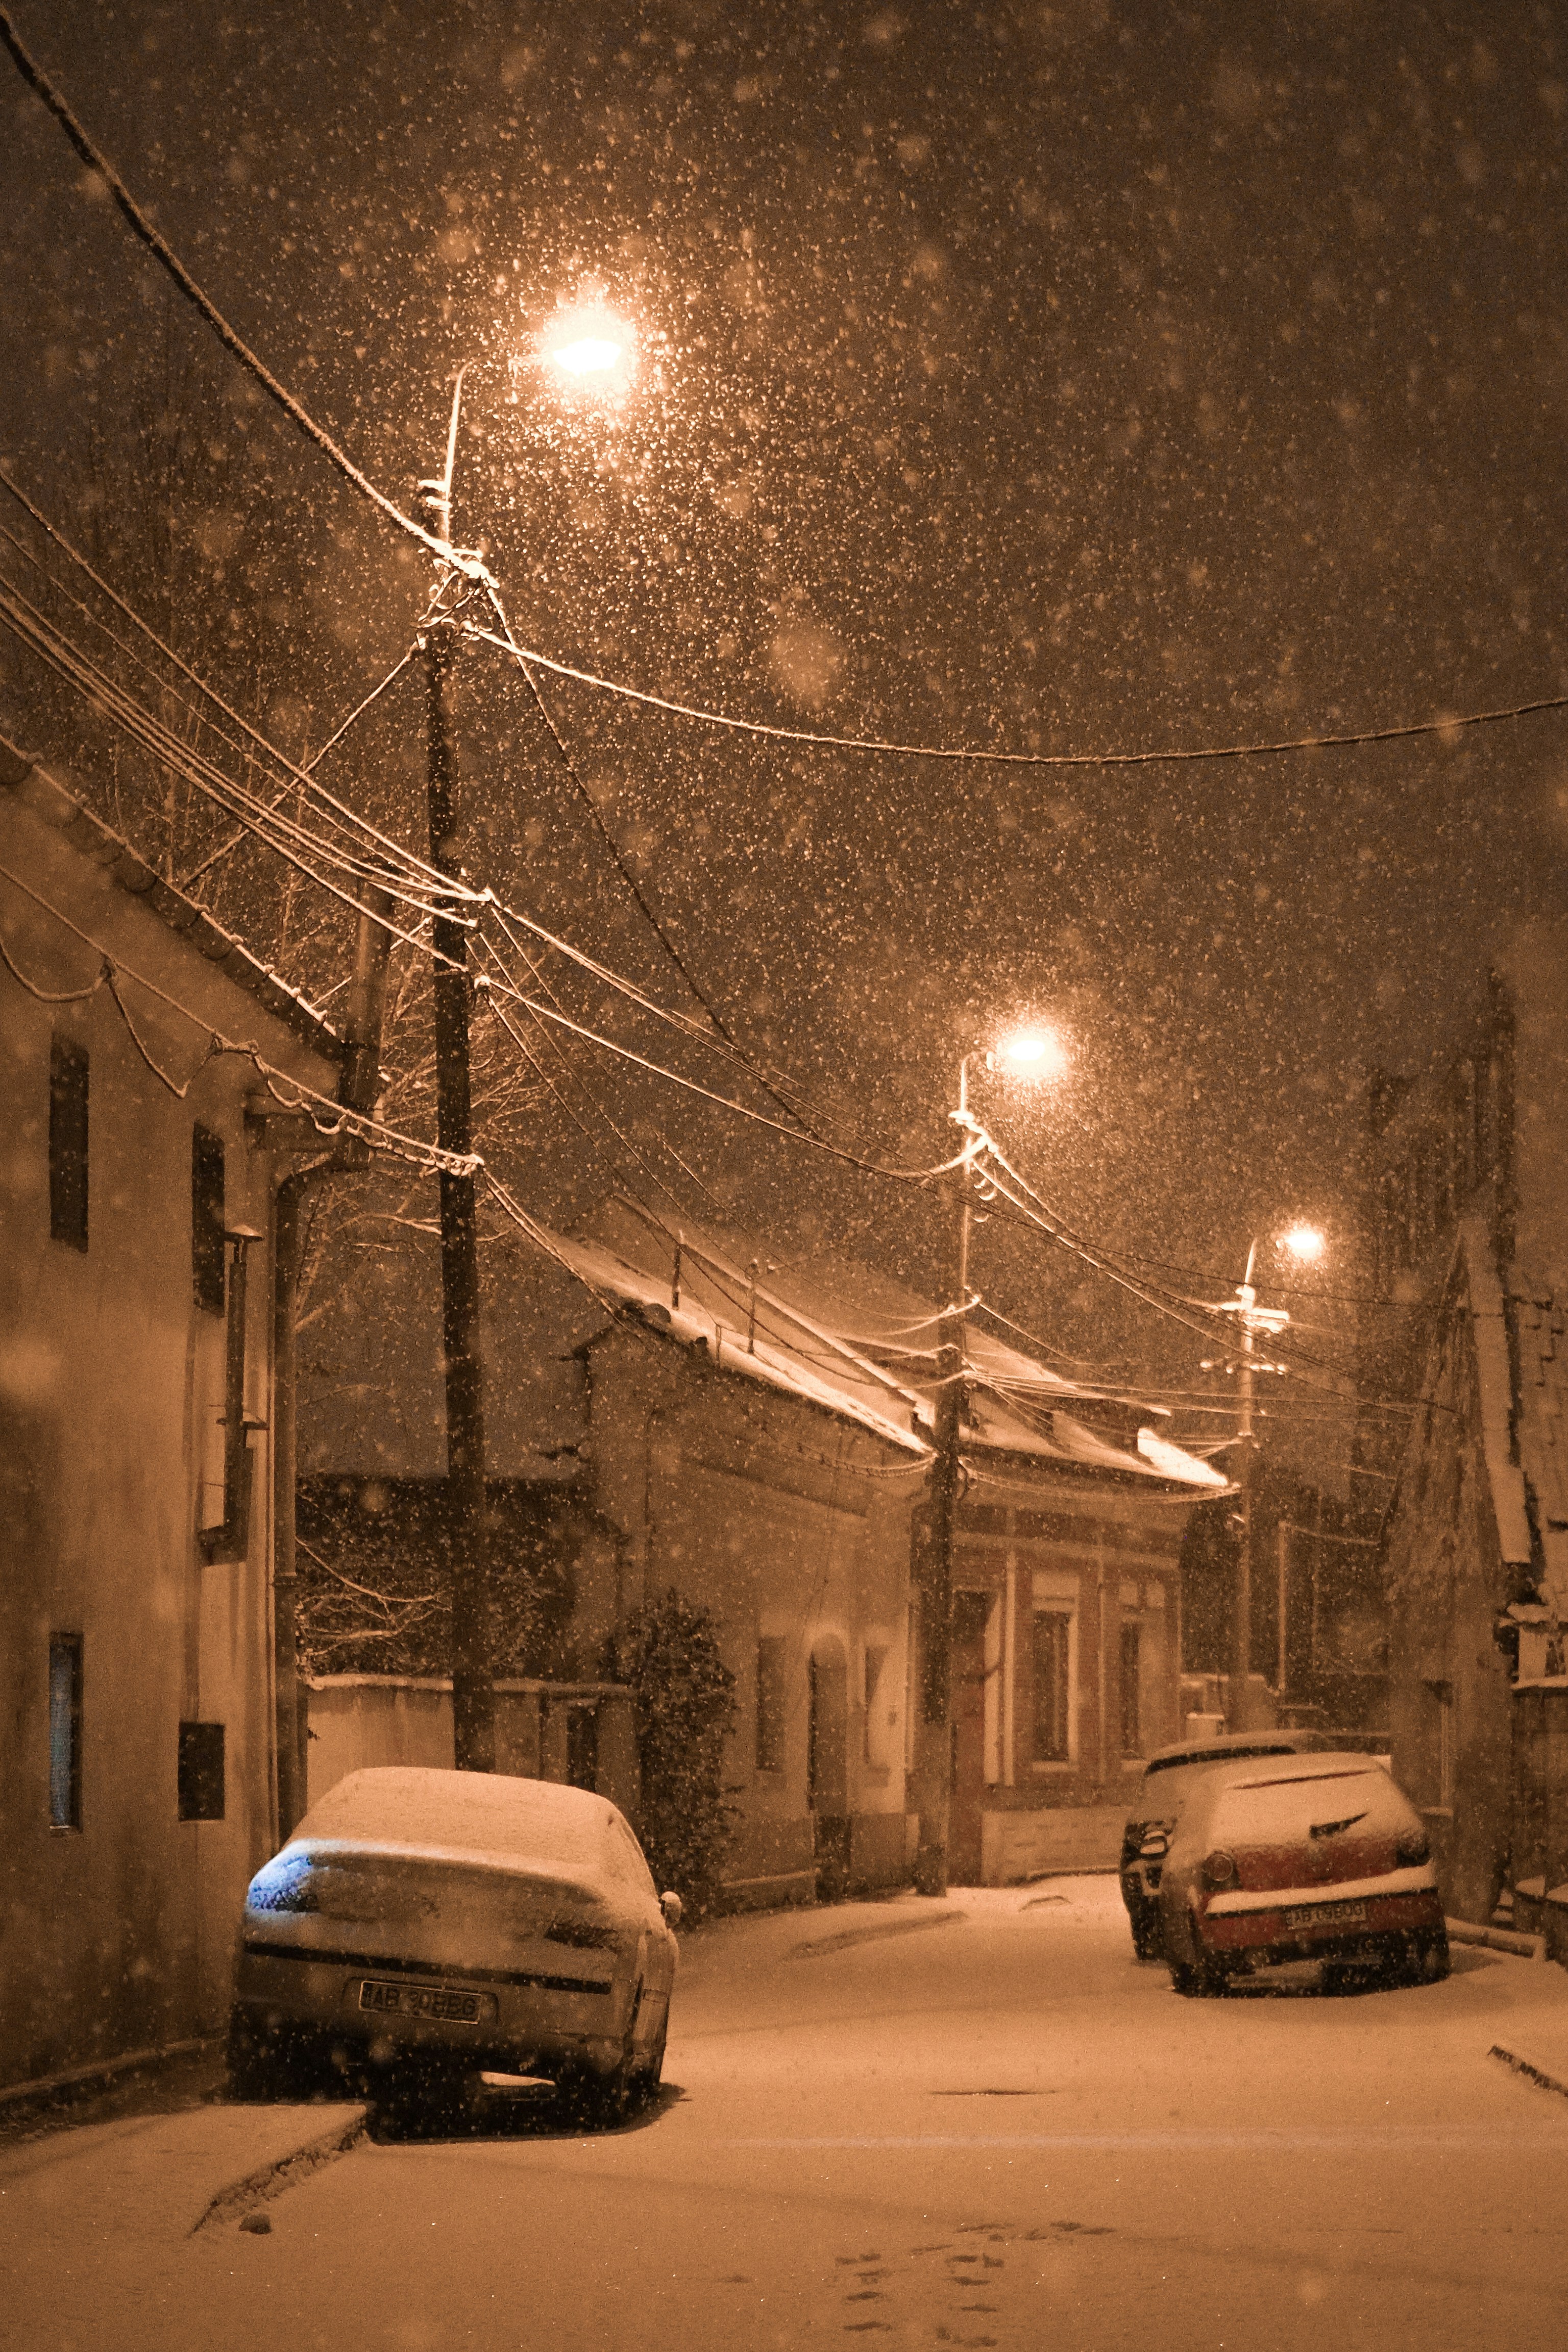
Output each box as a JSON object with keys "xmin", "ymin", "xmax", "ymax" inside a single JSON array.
[
  {"xmin": 1395, "ymin": 1829, "xmax": 1430, "ymax": 1868},
  {"xmin": 1202, "ymin": 1849, "xmax": 1239, "ymax": 1890}
]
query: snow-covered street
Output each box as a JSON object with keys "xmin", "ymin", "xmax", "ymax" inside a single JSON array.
[{"xmin": 9, "ymin": 1877, "xmax": 1568, "ymax": 2351}]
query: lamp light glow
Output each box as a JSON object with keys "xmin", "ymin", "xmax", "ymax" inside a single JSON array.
[
  {"xmin": 989, "ymin": 1025, "xmax": 1069, "ymax": 1081},
  {"xmin": 534, "ymin": 300, "xmax": 638, "ymax": 397},
  {"xmin": 553, "ymin": 336, "xmax": 622, "ymax": 377},
  {"xmin": 1278, "ymin": 1224, "xmax": 1326, "ymax": 1263}
]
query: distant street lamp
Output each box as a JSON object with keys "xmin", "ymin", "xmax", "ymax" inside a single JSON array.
[
  {"xmin": 1209, "ymin": 1226, "xmax": 1324, "ymax": 1732},
  {"xmin": 913, "ymin": 1024, "xmax": 1069, "ymax": 1896}
]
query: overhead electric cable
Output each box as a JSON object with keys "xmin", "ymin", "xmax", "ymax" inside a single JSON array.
[
  {"xmin": 0, "ymin": 580, "xmax": 466, "ymax": 954},
  {"xmin": 469, "ymin": 963, "xmax": 972, "ymax": 1182},
  {"xmin": 477, "ymin": 587, "xmax": 834, "ymax": 1139},
  {"xmin": 180, "ymin": 646, "xmax": 421, "ymax": 891},
  {"xmin": 459, "ymin": 618, "xmax": 1568, "ymax": 770},
  {"xmin": 0, "ymin": 466, "xmax": 469, "ymax": 900},
  {"xmin": 0, "ymin": 11, "xmax": 481, "ymax": 577}
]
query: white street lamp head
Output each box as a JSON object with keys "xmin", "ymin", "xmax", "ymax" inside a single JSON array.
[
  {"xmin": 535, "ymin": 301, "xmax": 638, "ymax": 398},
  {"xmin": 1277, "ymin": 1223, "xmax": 1326, "ymax": 1263},
  {"xmin": 987, "ymin": 1025, "xmax": 1069, "ymax": 1081}
]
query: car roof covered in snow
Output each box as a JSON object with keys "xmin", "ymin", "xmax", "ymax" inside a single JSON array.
[{"xmin": 292, "ymin": 1767, "xmax": 629, "ymax": 1873}]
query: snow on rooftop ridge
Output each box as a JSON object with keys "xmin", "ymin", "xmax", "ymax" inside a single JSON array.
[
  {"xmin": 566, "ymin": 1198, "xmax": 1220, "ymax": 1488},
  {"xmin": 553, "ymin": 1227, "xmax": 932, "ymax": 1457},
  {"xmin": 0, "ymin": 731, "xmax": 345, "ymax": 1059}
]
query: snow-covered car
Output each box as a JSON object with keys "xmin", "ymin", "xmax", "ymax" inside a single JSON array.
[
  {"xmin": 1158, "ymin": 1750, "xmax": 1448, "ymax": 1996},
  {"xmin": 1120, "ymin": 1730, "xmax": 1334, "ymax": 1959},
  {"xmin": 228, "ymin": 1767, "xmax": 681, "ymax": 2117}
]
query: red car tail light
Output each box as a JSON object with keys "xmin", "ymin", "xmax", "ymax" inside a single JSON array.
[{"xmin": 1202, "ymin": 1849, "xmax": 1239, "ymax": 1890}]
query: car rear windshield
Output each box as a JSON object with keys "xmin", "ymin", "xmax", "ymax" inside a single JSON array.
[
  {"xmin": 1212, "ymin": 1767, "xmax": 1416, "ymax": 1847},
  {"xmin": 296, "ymin": 1768, "xmax": 615, "ymax": 1871},
  {"xmin": 1144, "ymin": 1742, "xmax": 1303, "ymax": 1778}
]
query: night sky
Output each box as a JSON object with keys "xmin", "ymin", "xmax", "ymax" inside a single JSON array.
[{"xmin": 3, "ymin": 0, "xmax": 1565, "ymax": 1431}]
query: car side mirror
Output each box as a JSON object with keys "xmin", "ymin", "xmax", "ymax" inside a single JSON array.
[{"xmin": 660, "ymin": 1891, "xmax": 683, "ymax": 1929}]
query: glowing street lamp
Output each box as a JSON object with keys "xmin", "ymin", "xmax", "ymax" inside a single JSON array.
[
  {"xmin": 511, "ymin": 300, "xmax": 639, "ymax": 404},
  {"xmin": 914, "ymin": 1023, "xmax": 1069, "ymax": 1897},
  {"xmin": 1278, "ymin": 1223, "xmax": 1325, "ymax": 1265}
]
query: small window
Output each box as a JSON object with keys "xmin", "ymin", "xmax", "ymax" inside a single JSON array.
[
  {"xmin": 1120, "ymin": 1621, "xmax": 1142, "ymax": 1757},
  {"xmin": 756, "ymin": 1635, "xmax": 787, "ymax": 1773},
  {"xmin": 49, "ymin": 1636, "xmax": 83, "ymax": 1829},
  {"xmin": 177, "ymin": 1721, "xmax": 226, "ymax": 1821},
  {"xmin": 191, "ymin": 1126, "xmax": 226, "ymax": 1314},
  {"xmin": 862, "ymin": 1643, "xmax": 890, "ymax": 1763},
  {"xmin": 49, "ymin": 1036, "xmax": 89, "ymax": 1251},
  {"xmin": 1032, "ymin": 1610, "xmax": 1072, "ymax": 1763}
]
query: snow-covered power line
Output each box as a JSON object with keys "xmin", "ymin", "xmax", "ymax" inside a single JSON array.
[
  {"xmin": 460, "ymin": 617, "xmax": 1568, "ymax": 772},
  {"xmin": 0, "ymin": 575, "xmax": 469, "ymax": 958},
  {"xmin": 0, "ymin": 466, "xmax": 474, "ymax": 906},
  {"xmin": 0, "ymin": 10, "xmax": 481, "ymax": 579},
  {"xmin": 478, "ymin": 584, "xmax": 839, "ymax": 1143}
]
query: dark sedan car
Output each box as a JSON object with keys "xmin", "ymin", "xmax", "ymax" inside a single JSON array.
[{"xmin": 1119, "ymin": 1730, "xmax": 1334, "ymax": 1959}]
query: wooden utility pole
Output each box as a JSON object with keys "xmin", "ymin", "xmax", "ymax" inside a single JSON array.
[
  {"xmin": 421, "ymin": 377, "xmax": 494, "ymax": 1774},
  {"xmin": 913, "ymin": 1149, "xmax": 973, "ymax": 1896}
]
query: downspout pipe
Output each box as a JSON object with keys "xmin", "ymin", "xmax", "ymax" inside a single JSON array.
[{"xmin": 272, "ymin": 890, "xmax": 391, "ymax": 1839}]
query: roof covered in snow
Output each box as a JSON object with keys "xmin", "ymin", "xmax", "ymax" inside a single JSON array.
[
  {"xmin": 566, "ymin": 1198, "xmax": 1228, "ymax": 1493},
  {"xmin": 0, "ymin": 731, "xmax": 344, "ymax": 1062}
]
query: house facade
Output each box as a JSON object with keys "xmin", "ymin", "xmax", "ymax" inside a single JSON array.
[
  {"xmin": 299, "ymin": 1192, "xmax": 1224, "ymax": 1897},
  {"xmin": 0, "ymin": 735, "xmax": 342, "ymax": 2095},
  {"xmin": 1362, "ymin": 933, "xmax": 1568, "ymax": 1924}
]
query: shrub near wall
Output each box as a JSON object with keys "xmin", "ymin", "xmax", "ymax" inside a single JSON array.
[{"xmin": 617, "ymin": 1590, "xmax": 737, "ymax": 1917}]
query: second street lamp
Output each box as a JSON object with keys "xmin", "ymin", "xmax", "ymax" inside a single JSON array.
[{"xmin": 913, "ymin": 1026, "xmax": 1068, "ymax": 1897}]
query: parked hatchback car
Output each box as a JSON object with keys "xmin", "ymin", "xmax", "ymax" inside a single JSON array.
[
  {"xmin": 1120, "ymin": 1730, "xmax": 1336, "ymax": 1958},
  {"xmin": 229, "ymin": 1767, "xmax": 681, "ymax": 2117},
  {"xmin": 1158, "ymin": 1750, "xmax": 1448, "ymax": 1995}
]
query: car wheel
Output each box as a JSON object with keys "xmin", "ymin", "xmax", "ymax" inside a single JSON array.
[
  {"xmin": 1384, "ymin": 1928, "xmax": 1451, "ymax": 1988},
  {"xmin": 1169, "ymin": 1956, "xmax": 1226, "ymax": 1998},
  {"xmin": 635, "ymin": 2015, "xmax": 668, "ymax": 2100},
  {"xmin": 1131, "ymin": 1904, "xmax": 1165, "ymax": 1962}
]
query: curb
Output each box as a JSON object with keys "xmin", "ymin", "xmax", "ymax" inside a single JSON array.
[
  {"xmin": 1490, "ymin": 2045, "xmax": 1568, "ymax": 2100},
  {"xmin": 1446, "ymin": 1916, "xmax": 1547, "ymax": 1961},
  {"xmin": 190, "ymin": 2110, "xmax": 368, "ymax": 2235},
  {"xmin": 0, "ymin": 2037, "xmax": 217, "ymax": 2117}
]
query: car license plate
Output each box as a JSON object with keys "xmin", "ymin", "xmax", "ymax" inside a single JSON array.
[
  {"xmin": 358, "ymin": 1978, "xmax": 488, "ymax": 2024},
  {"xmin": 1283, "ymin": 1902, "xmax": 1367, "ymax": 1932}
]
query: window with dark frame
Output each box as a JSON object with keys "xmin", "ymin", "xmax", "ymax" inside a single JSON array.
[
  {"xmin": 177, "ymin": 1722, "xmax": 226, "ymax": 1821},
  {"xmin": 48, "ymin": 1635, "xmax": 82, "ymax": 1830},
  {"xmin": 191, "ymin": 1126, "xmax": 226, "ymax": 1315},
  {"xmin": 862, "ymin": 1643, "xmax": 890, "ymax": 1762},
  {"xmin": 48, "ymin": 1035, "xmax": 89, "ymax": 1251},
  {"xmin": 755, "ymin": 1635, "xmax": 786, "ymax": 1772},
  {"xmin": 1032, "ymin": 1610, "xmax": 1071, "ymax": 1763},
  {"xmin": 1120, "ymin": 1621, "xmax": 1142, "ymax": 1756}
]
